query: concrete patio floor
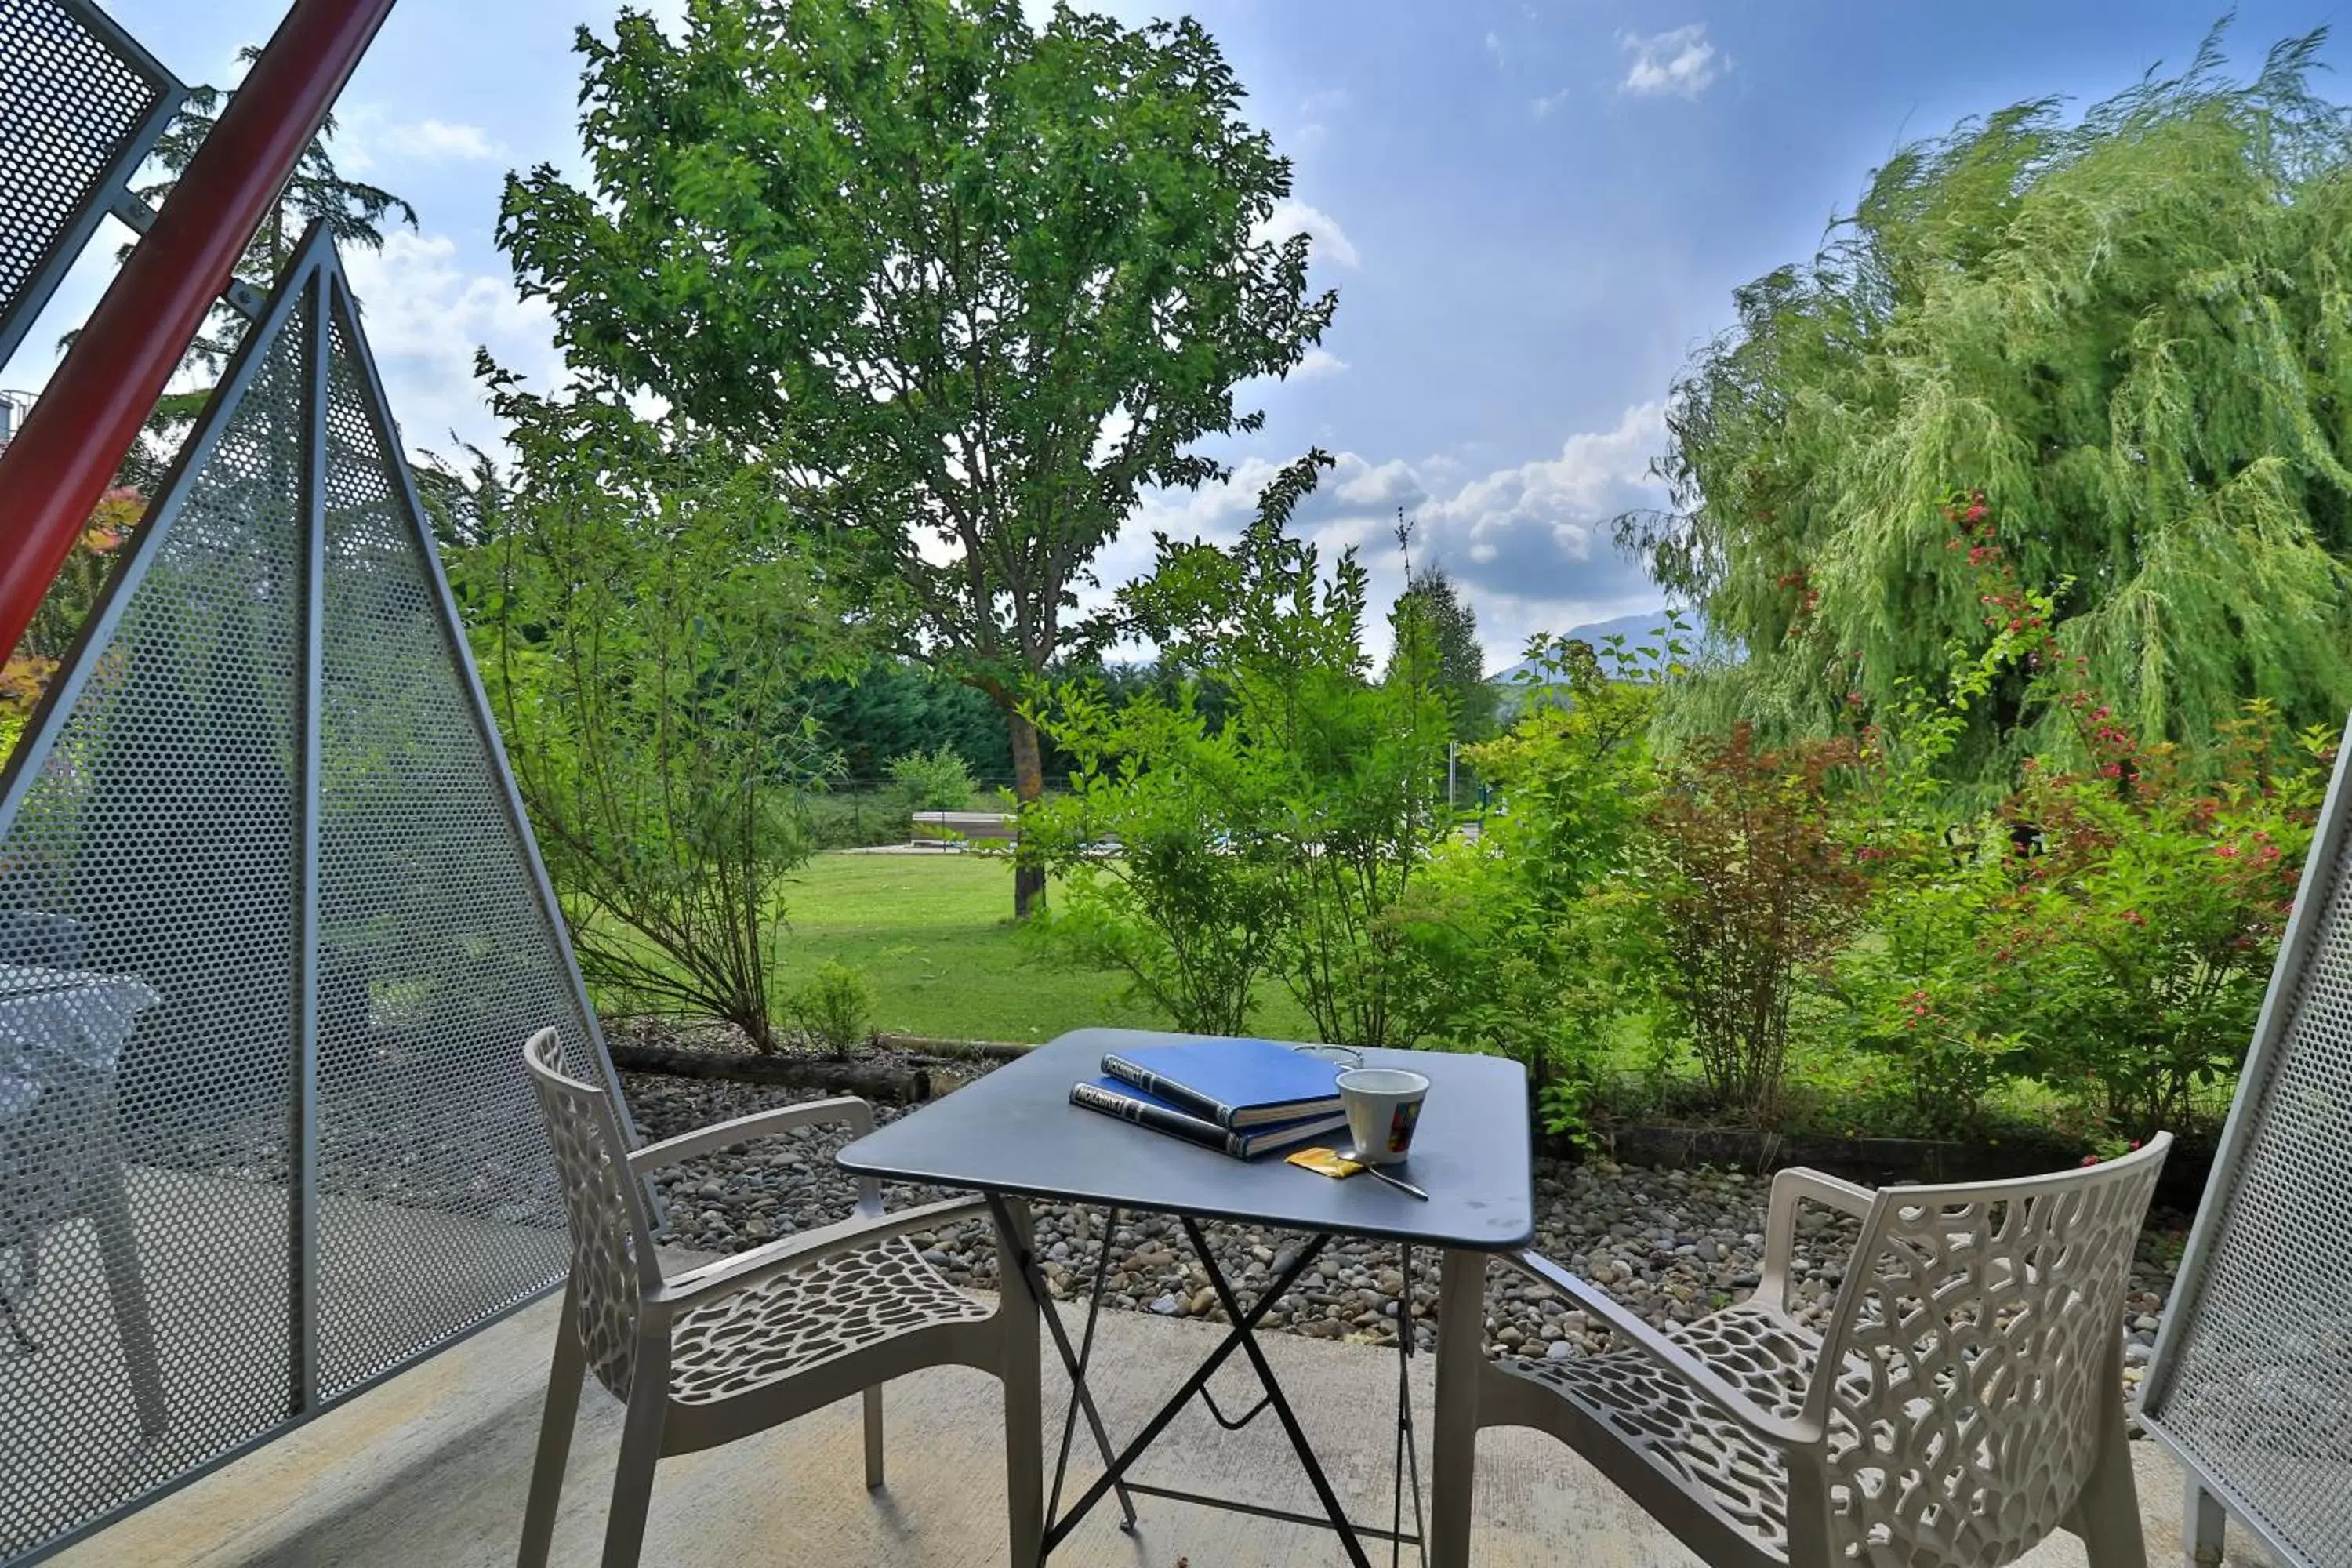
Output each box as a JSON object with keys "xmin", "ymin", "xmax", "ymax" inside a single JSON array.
[{"xmin": 57, "ymin": 1277, "xmax": 2278, "ymax": 1567}]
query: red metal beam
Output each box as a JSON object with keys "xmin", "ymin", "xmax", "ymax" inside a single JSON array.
[{"xmin": 0, "ymin": 0, "xmax": 397, "ymax": 662}]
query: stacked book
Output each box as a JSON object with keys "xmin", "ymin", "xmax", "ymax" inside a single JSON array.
[{"xmin": 1069, "ymin": 1038, "xmax": 1347, "ymax": 1159}]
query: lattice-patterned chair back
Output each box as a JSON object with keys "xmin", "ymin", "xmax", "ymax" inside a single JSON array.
[
  {"xmin": 513, "ymin": 1031, "xmax": 1038, "ymax": 1568},
  {"xmin": 1806, "ymin": 1137, "xmax": 2169, "ymax": 1563},
  {"xmin": 1454, "ymin": 1138, "xmax": 2170, "ymax": 1568},
  {"xmin": 521, "ymin": 1027, "xmax": 658, "ymax": 1402}
]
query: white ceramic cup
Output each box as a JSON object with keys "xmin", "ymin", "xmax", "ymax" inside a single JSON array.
[{"xmin": 1336, "ymin": 1067, "xmax": 1430, "ymax": 1167}]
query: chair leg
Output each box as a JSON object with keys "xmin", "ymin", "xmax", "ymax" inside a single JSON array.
[
  {"xmin": 2186, "ymin": 1481, "xmax": 2228, "ymax": 1568},
  {"xmin": 996, "ymin": 1198, "xmax": 1044, "ymax": 1568},
  {"xmin": 865, "ymin": 1382, "xmax": 885, "ymax": 1490},
  {"xmin": 518, "ymin": 1288, "xmax": 586, "ymax": 1568},
  {"xmin": 2067, "ymin": 1393, "xmax": 2147, "ymax": 1568},
  {"xmin": 601, "ymin": 1381, "xmax": 668, "ymax": 1568},
  {"xmin": 1428, "ymin": 1248, "xmax": 1486, "ymax": 1568}
]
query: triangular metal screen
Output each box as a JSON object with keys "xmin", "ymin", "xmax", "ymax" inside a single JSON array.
[
  {"xmin": 2141, "ymin": 719, "xmax": 2352, "ymax": 1568},
  {"xmin": 0, "ymin": 227, "xmax": 619, "ymax": 1563}
]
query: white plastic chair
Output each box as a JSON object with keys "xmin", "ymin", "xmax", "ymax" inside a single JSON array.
[
  {"xmin": 517, "ymin": 1028, "xmax": 1043, "ymax": 1568},
  {"xmin": 1432, "ymin": 1137, "xmax": 2170, "ymax": 1567}
]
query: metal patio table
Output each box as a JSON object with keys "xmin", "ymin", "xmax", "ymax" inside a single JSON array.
[{"xmin": 836, "ymin": 1027, "xmax": 1532, "ymax": 1568}]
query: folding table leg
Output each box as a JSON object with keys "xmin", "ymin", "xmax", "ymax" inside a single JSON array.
[
  {"xmin": 1392, "ymin": 1240, "xmax": 1425, "ymax": 1568},
  {"xmin": 1044, "ymin": 1204, "xmax": 1137, "ymax": 1530},
  {"xmin": 1044, "ymin": 1232, "xmax": 1332, "ymax": 1555},
  {"xmin": 984, "ymin": 1194, "xmax": 1136, "ymax": 1531},
  {"xmin": 1180, "ymin": 1217, "xmax": 1376, "ymax": 1568}
]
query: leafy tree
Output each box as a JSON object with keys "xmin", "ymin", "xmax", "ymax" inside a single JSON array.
[
  {"xmin": 456, "ymin": 388, "xmax": 856, "ymax": 1051},
  {"xmin": 495, "ymin": 0, "xmax": 1337, "ymax": 916},
  {"xmin": 1112, "ymin": 452, "xmax": 1458, "ymax": 1046},
  {"xmin": 1, "ymin": 488, "xmax": 141, "ymax": 757},
  {"xmin": 799, "ymin": 656, "xmax": 1013, "ymax": 784},
  {"xmin": 1621, "ymin": 25, "xmax": 2352, "ymax": 774},
  {"xmin": 1388, "ymin": 558, "xmax": 1498, "ymax": 740},
  {"xmin": 107, "ymin": 46, "xmax": 415, "ymax": 466}
]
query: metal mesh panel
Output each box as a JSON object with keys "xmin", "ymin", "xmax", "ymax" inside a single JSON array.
[
  {"xmin": 311, "ymin": 297, "xmax": 576, "ymax": 1397},
  {"xmin": 0, "ymin": 239, "xmax": 610, "ymax": 1562},
  {"xmin": 2142, "ymin": 732, "xmax": 2352, "ymax": 1567},
  {"xmin": 0, "ymin": 0, "xmax": 174, "ymax": 368},
  {"xmin": 0, "ymin": 295, "xmax": 306, "ymax": 1558}
]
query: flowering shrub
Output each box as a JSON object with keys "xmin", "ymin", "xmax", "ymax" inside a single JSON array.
[
  {"xmin": 1828, "ymin": 492, "xmax": 2331, "ymax": 1138},
  {"xmin": 1998, "ymin": 703, "xmax": 2328, "ymax": 1132},
  {"xmin": 1642, "ymin": 724, "xmax": 1872, "ymax": 1122},
  {"xmin": 1831, "ymin": 825, "xmax": 2024, "ymax": 1134}
]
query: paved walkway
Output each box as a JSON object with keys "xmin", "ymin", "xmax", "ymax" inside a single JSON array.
[{"xmin": 60, "ymin": 1280, "xmax": 2274, "ymax": 1566}]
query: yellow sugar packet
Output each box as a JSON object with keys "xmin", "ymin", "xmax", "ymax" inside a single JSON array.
[{"xmin": 1286, "ymin": 1145, "xmax": 1365, "ymax": 1179}]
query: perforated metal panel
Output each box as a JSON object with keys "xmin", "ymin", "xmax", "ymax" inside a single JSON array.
[
  {"xmin": 2141, "ymin": 720, "xmax": 2352, "ymax": 1568},
  {"xmin": 0, "ymin": 0, "xmax": 178, "ymax": 372},
  {"xmin": 0, "ymin": 227, "xmax": 618, "ymax": 1564},
  {"xmin": 310, "ymin": 289, "xmax": 586, "ymax": 1396}
]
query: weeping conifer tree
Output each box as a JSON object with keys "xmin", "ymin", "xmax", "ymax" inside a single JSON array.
[{"xmin": 1622, "ymin": 24, "xmax": 2352, "ymax": 775}]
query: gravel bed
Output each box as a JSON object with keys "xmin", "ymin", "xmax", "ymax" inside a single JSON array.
[{"xmin": 626, "ymin": 1072, "xmax": 2183, "ymax": 1381}]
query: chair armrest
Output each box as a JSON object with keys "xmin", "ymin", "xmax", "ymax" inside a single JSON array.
[
  {"xmin": 1761, "ymin": 1167, "xmax": 1874, "ymax": 1308},
  {"xmin": 628, "ymin": 1096, "xmax": 875, "ymax": 1174},
  {"xmin": 1500, "ymin": 1249, "xmax": 1820, "ymax": 1449},
  {"xmin": 655, "ymin": 1195, "xmax": 993, "ymax": 1308}
]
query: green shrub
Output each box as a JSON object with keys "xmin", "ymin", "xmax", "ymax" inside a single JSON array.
[
  {"xmin": 1641, "ymin": 725, "xmax": 1872, "ymax": 1123},
  {"xmin": 1051, "ymin": 452, "xmax": 1457, "ymax": 1048},
  {"xmin": 1407, "ymin": 627, "xmax": 1673, "ymax": 1138},
  {"xmin": 1023, "ymin": 685, "xmax": 1290, "ymax": 1036},
  {"xmin": 459, "ymin": 397, "xmax": 848, "ymax": 1054},
  {"xmin": 888, "ymin": 746, "xmax": 977, "ymax": 813},
  {"xmin": 785, "ymin": 960, "xmax": 874, "ymax": 1054},
  {"xmin": 1996, "ymin": 703, "xmax": 2327, "ymax": 1132},
  {"xmin": 803, "ymin": 789, "xmax": 910, "ymax": 849}
]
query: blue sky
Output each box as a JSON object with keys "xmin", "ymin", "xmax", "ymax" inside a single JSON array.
[{"xmin": 11, "ymin": 0, "xmax": 2342, "ymax": 666}]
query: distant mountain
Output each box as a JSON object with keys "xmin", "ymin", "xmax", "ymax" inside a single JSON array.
[{"xmin": 1486, "ymin": 609, "xmax": 1698, "ymax": 684}]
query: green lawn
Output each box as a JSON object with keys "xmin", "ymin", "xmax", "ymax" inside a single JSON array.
[{"xmin": 775, "ymin": 851, "xmax": 1316, "ymax": 1044}]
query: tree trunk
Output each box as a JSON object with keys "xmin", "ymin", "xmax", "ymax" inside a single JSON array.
[{"xmin": 1009, "ymin": 707, "xmax": 1046, "ymax": 919}]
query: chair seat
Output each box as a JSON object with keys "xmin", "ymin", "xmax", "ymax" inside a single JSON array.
[
  {"xmin": 1502, "ymin": 1303, "xmax": 1824, "ymax": 1553},
  {"xmin": 670, "ymin": 1235, "xmax": 992, "ymax": 1406}
]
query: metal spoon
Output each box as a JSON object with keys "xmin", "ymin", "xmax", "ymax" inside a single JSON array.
[{"xmin": 1350, "ymin": 1157, "xmax": 1428, "ymax": 1200}]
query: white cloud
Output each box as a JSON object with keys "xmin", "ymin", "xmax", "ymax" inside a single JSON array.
[
  {"xmin": 340, "ymin": 230, "xmax": 559, "ymax": 456},
  {"xmin": 1091, "ymin": 404, "xmax": 1673, "ymax": 666},
  {"xmin": 1254, "ymin": 198, "xmax": 1360, "ymax": 270},
  {"xmin": 1621, "ymin": 24, "xmax": 1723, "ymax": 100},
  {"xmin": 1484, "ymin": 30, "xmax": 1507, "ymax": 67},
  {"xmin": 332, "ymin": 107, "xmax": 506, "ymax": 173},
  {"xmin": 1530, "ymin": 87, "xmax": 1571, "ymax": 119},
  {"xmin": 381, "ymin": 118, "xmax": 506, "ymax": 163},
  {"xmin": 1290, "ymin": 347, "xmax": 1349, "ymax": 381}
]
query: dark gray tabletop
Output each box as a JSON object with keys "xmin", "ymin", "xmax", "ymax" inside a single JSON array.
[{"xmin": 837, "ymin": 1028, "xmax": 1534, "ymax": 1251}]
